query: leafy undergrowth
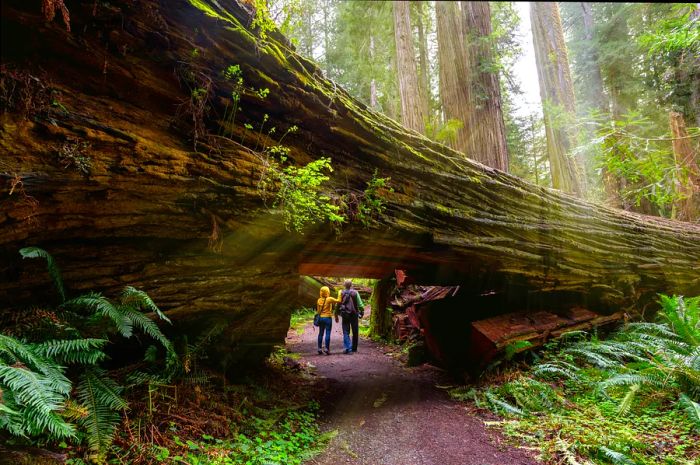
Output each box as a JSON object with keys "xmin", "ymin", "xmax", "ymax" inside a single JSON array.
[
  {"xmin": 58, "ymin": 347, "xmax": 332, "ymax": 465},
  {"xmin": 290, "ymin": 307, "xmax": 316, "ymax": 335},
  {"xmin": 450, "ymin": 295, "xmax": 700, "ymax": 465}
]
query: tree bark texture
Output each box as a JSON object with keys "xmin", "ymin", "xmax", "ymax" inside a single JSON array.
[
  {"xmin": 436, "ymin": 0, "xmax": 471, "ymax": 155},
  {"xmin": 579, "ymin": 2, "xmax": 607, "ymax": 114},
  {"xmin": 414, "ymin": 1, "xmax": 431, "ymax": 122},
  {"xmin": 669, "ymin": 111, "xmax": 700, "ymax": 222},
  {"xmin": 530, "ymin": 2, "xmax": 586, "ymax": 197},
  {"xmin": 461, "ymin": 1, "xmax": 509, "ymax": 172},
  {"xmin": 579, "ymin": 2, "xmax": 622, "ymax": 209},
  {"xmin": 393, "ymin": 1, "xmax": 425, "ymax": 134},
  {"xmin": 1, "ymin": 0, "xmax": 699, "ymax": 372}
]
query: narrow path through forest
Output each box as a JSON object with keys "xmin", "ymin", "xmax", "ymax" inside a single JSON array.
[{"xmin": 286, "ymin": 322, "xmax": 539, "ymax": 465}]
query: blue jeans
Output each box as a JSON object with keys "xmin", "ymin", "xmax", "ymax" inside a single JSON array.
[
  {"xmin": 342, "ymin": 313, "xmax": 359, "ymax": 352},
  {"xmin": 317, "ymin": 317, "xmax": 333, "ymax": 349}
]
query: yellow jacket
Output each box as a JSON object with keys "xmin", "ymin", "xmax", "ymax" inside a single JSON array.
[{"xmin": 317, "ymin": 286, "xmax": 341, "ymax": 318}]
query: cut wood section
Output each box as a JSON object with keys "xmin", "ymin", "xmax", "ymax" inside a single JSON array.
[
  {"xmin": 1, "ymin": 0, "xmax": 699, "ymax": 373},
  {"xmin": 469, "ymin": 308, "xmax": 624, "ymax": 368}
]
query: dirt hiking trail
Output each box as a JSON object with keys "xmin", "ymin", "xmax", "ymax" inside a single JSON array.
[{"xmin": 286, "ymin": 322, "xmax": 539, "ymax": 465}]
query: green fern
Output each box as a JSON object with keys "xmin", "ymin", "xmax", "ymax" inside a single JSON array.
[
  {"xmin": 678, "ymin": 394, "xmax": 700, "ymax": 431},
  {"xmin": 20, "ymin": 247, "xmax": 66, "ymax": 303},
  {"xmin": 616, "ymin": 383, "xmax": 640, "ymax": 415},
  {"xmin": 63, "ymin": 292, "xmax": 134, "ymax": 338},
  {"xmin": 76, "ymin": 368, "xmax": 127, "ymax": 459},
  {"xmin": 121, "ymin": 286, "xmax": 171, "ymax": 324},
  {"xmin": 33, "ymin": 338, "xmax": 107, "ymax": 365},
  {"xmin": 533, "ymin": 361, "xmax": 581, "ymax": 381},
  {"xmin": 598, "ymin": 446, "xmax": 636, "ymax": 465},
  {"xmin": 8, "ymin": 247, "xmax": 176, "ymax": 458},
  {"xmin": 118, "ymin": 305, "xmax": 173, "ymax": 352},
  {"xmin": 0, "ymin": 335, "xmax": 75, "ymax": 439},
  {"xmin": 659, "ymin": 295, "xmax": 700, "ymax": 346},
  {"xmin": 484, "ymin": 390, "xmax": 526, "ymax": 417}
]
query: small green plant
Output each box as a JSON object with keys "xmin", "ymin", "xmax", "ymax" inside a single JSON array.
[
  {"xmin": 166, "ymin": 402, "xmax": 333, "ymax": 465},
  {"xmin": 250, "ymin": 0, "xmax": 277, "ymax": 41},
  {"xmin": 221, "ymin": 64, "xmax": 244, "ymax": 139},
  {"xmin": 355, "ymin": 169, "xmax": 393, "ymax": 227},
  {"xmin": 57, "ymin": 139, "xmax": 92, "ymax": 175},
  {"xmin": 587, "ymin": 112, "xmax": 700, "ymax": 217},
  {"xmin": 289, "ymin": 307, "xmax": 316, "ymax": 335},
  {"xmin": 462, "ymin": 294, "xmax": 700, "ymax": 465},
  {"xmin": 1, "ymin": 247, "xmax": 174, "ymax": 462},
  {"xmin": 263, "ymin": 156, "xmax": 345, "ymax": 233}
]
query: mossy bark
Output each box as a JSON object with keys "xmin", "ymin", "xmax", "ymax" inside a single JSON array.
[{"xmin": 369, "ymin": 276, "xmax": 395, "ymax": 340}]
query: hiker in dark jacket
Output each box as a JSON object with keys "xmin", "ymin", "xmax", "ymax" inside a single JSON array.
[{"xmin": 335, "ymin": 279, "xmax": 364, "ymax": 354}]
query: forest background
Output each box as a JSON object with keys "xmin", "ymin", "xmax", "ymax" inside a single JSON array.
[{"xmin": 267, "ymin": 1, "xmax": 700, "ymax": 221}]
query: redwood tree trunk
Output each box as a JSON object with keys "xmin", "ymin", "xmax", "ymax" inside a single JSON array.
[
  {"xmin": 580, "ymin": 2, "xmax": 622, "ymax": 209},
  {"xmin": 393, "ymin": 0, "xmax": 426, "ymax": 134},
  {"xmin": 415, "ymin": 1, "xmax": 431, "ymax": 122},
  {"xmin": 670, "ymin": 111, "xmax": 700, "ymax": 222},
  {"xmin": 579, "ymin": 2, "xmax": 607, "ymax": 114},
  {"xmin": 530, "ymin": 2, "xmax": 586, "ymax": 197},
  {"xmin": 461, "ymin": 1, "xmax": 509, "ymax": 172},
  {"xmin": 436, "ymin": 0, "xmax": 470, "ymax": 155}
]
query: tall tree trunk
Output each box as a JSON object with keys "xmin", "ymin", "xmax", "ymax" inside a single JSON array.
[
  {"xmin": 393, "ymin": 1, "xmax": 426, "ymax": 134},
  {"xmin": 322, "ymin": 0, "xmax": 330, "ymax": 76},
  {"xmin": 436, "ymin": 0, "xmax": 470, "ymax": 154},
  {"xmin": 670, "ymin": 111, "xmax": 700, "ymax": 222},
  {"xmin": 580, "ymin": 2, "xmax": 622, "ymax": 208},
  {"xmin": 530, "ymin": 2, "xmax": 586, "ymax": 197},
  {"xmin": 692, "ymin": 14, "xmax": 700, "ymax": 128},
  {"xmin": 369, "ymin": 35, "xmax": 378, "ymax": 109},
  {"xmin": 369, "ymin": 276, "xmax": 395, "ymax": 340},
  {"xmin": 579, "ymin": 2, "xmax": 607, "ymax": 114},
  {"xmin": 415, "ymin": 1, "xmax": 431, "ymax": 121},
  {"xmin": 461, "ymin": 1, "xmax": 509, "ymax": 172}
]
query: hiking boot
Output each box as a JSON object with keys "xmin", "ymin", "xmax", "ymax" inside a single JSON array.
[
  {"xmin": 317, "ymin": 349, "xmax": 323, "ymax": 355},
  {"xmin": 324, "ymin": 349, "xmax": 331, "ymax": 355},
  {"xmin": 344, "ymin": 349, "xmax": 352, "ymax": 354}
]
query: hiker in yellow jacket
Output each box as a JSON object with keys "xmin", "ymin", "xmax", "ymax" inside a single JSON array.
[{"xmin": 316, "ymin": 286, "xmax": 342, "ymax": 355}]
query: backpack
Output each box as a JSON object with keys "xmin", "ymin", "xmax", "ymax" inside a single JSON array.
[{"xmin": 338, "ymin": 289, "xmax": 358, "ymax": 318}]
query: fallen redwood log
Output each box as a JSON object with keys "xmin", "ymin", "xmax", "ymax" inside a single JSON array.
[{"xmin": 1, "ymin": 0, "xmax": 699, "ymax": 373}]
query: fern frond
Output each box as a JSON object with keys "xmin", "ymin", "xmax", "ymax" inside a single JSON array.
[
  {"xmin": 533, "ymin": 362, "xmax": 581, "ymax": 381},
  {"xmin": 76, "ymin": 368, "xmax": 127, "ymax": 457},
  {"xmin": 19, "ymin": 247, "xmax": 66, "ymax": 303},
  {"xmin": 63, "ymin": 293, "xmax": 133, "ymax": 338},
  {"xmin": 485, "ymin": 390, "xmax": 526, "ymax": 417},
  {"xmin": 118, "ymin": 305, "xmax": 172, "ymax": 351},
  {"xmin": 599, "ymin": 446, "xmax": 635, "ymax": 465},
  {"xmin": 0, "ymin": 333, "xmax": 43, "ymax": 366},
  {"xmin": 625, "ymin": 322, "xmax": 680, "ymax": 340},
  {"xmin": 599, "ymin": 373, "xmax": 664, "ymax": 396},
  {"xmin": 616, "ymin": 383, "xmax": 640, "ymax": 415},
  {"xmin": 33, "ymin": 338, "xmax": 107, "ymax": 365},
  {"xmin": 121, "ymin": 286, "xmax": 171, "ymax": 324},
  {"xmin": 0, "ymin": 364, "xmax": 75, "ymax": 438},
  {"xmin": 0, "ymin": 334, "xmax": 71, "ymax": 394},
  {"xmin": 678, "ymin": 394, "xmax": 700, "ymax": 431},
  {"xmin": 564, "ymin": 346, "xmax": 618, "ymax": 369},
  {"xmin": 555, "ymin": 436, "xmax": 590, "ymax": 465}
]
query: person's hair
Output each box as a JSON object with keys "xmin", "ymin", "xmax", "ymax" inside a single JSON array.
[{"xmin": 343, "ymin": 279, "xmax": 352, "ymax": 289}]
